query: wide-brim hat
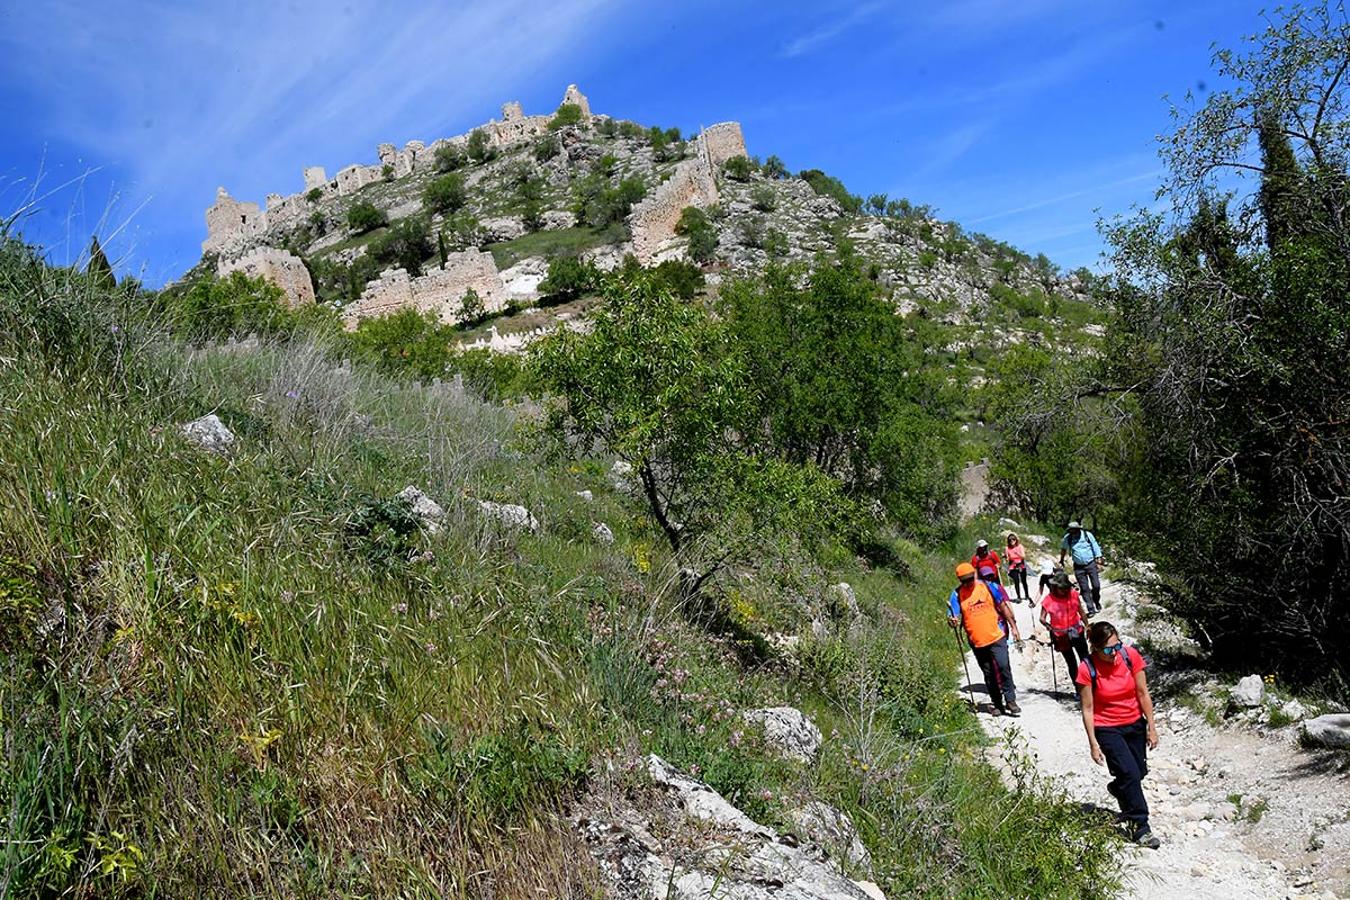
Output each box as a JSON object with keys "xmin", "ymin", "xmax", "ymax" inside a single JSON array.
[
  {"xmin": 1067, "ymin": 520, "xmax": 1082, "ymax": 530},
  {"xmin": 1049, "ymin": 571, "xmax": 1073, "ymax": 591}
]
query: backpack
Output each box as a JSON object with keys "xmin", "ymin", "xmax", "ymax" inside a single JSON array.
[{"xmin": 1083, "ymin": 642, "xmax": 1134, "ymax": 688}]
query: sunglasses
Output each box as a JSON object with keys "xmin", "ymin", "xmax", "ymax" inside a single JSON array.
[{"xmin": 1099, "ymin": 642, "xmax": 1123, "ymax": 657}]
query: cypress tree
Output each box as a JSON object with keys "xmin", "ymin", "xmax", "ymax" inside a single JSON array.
[
  {"xmin": 1257, "ymin": 108, "xmax": 1309, "ymax": 253},
  {"xmin": 87, "ymin": 235, "xmax": 116, "ymax": 289}
]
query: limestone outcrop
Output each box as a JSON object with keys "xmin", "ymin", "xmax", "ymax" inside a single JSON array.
[{"xmin": 217, "ymin": 248, "xmax": 316, "ymax": 308}]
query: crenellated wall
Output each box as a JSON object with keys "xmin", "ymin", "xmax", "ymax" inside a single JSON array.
[{"xmin": 341, "ymin": 250, "xmax": 508, "ymax": 329}]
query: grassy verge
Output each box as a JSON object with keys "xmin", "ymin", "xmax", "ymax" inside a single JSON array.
[
  {"xmin": 487, "ymin": 225, "xmax": 623, "ymax": 269},
  {"xmin": 0, "ymin": 237, "xmax": 1120, "ymax": 897}
]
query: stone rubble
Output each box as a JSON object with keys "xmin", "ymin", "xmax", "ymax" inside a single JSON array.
[{"xmin": 180, "ymin": 414, "xmax": 236, "ymax": 454}]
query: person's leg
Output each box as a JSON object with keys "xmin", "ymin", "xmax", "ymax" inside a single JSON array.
[
  {"xmin": 972, "ymin": 644, "xmax": 1004, "ymax": 711},
  {"xmin": 987, "ymin": 637, "xmax": 1017, "ymax": 708},
  {"xmin": 1074, "ymin": 563, "xmax": 1097, "ymax": 614},
  {"xmin": 1086, "ymin": 561, "xmax": 1102, "ymax": 612},
  {"xmin": 1070, "ymin": 634, "xmax": 1091, "ymax": 669},
  {"xmin": 1059, "ymin": 646, "xmax": 1078, "ymax": 676},
  {"xmin": 1095, "ymin": 722, "xmax": 1149, "ymax": 831}
]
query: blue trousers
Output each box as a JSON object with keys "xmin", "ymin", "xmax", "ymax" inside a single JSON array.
[
  {"xmin": 1095, "ymin": 716, "xmax": 1150, "ymax": 829},
  {"xmin": 1074, "ymin": 560, "xmax": 1102, "ymax": 612}
]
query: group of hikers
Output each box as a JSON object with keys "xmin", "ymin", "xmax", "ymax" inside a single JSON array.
[{"xmin": 946, "ymin": 521, "xmax": 1162, "ymax": 849}]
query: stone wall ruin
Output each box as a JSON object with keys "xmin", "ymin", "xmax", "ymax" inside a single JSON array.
[
  {"xmin": 341, "ymin": 249, "xmax": 508, "ymax": 329},
  {"xmin": 216, "ymin": 247, "xmax": 316, "ymax": 308}
]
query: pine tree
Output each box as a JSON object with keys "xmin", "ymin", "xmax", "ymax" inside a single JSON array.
[{"xmin": 87, "ymin": 236, "xmax": 116, "ymax": 289}]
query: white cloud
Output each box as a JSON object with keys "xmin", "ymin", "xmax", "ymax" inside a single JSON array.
[{"xmin": 781, "ymin": 2, "xmax": 884, "ymax": 58}]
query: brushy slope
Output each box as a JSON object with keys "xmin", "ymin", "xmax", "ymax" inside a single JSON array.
[{"xmin": 0, "ymin": 236, "xmax": 1119, "ymax": 897}]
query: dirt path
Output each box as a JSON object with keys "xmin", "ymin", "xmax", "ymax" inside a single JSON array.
[{"xmin": 962, "ymin": 573, "xmax": 1350, "ymax": 899}]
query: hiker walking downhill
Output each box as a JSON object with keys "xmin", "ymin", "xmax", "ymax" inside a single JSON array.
[
  {"xmin": 1040, "ymin": 570, "xmax": 1090, "ymax": 677},
  {"xmin": 1059, "ymin": 520, "xmax": 1104, "ymax": 614},
  {"xmin": 948, "ymin": 562, "xmax": 1023, "ymax": 717},
  {"xmin": 971, "ymin": 539, "xmax": 1003, "ymax": 586},
  {"xmin": 1075, "ymin": 621, "xmax": 1162, "ymax": 849},
  {"xmin": 1005, "ymin": 533, "xmax": 1030, "ymax": 604}
]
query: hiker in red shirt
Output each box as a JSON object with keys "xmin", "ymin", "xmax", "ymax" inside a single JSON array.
[
  {"xmin": 970, "ymin": 539, "xmax": 1003, "ymax": 586},
  {"xmin": 1005, "ymin": 533, "xmax": 1030, "ymax": 604},
  {"xmin": 1039, "ymin": 570, "xmax": 1090, "ymax": 675},
  {"xmin": 1075, "ymin": 621, "xmax": 1161, "ymax": 849}
]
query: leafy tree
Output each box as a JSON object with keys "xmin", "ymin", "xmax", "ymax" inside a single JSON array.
[
  {"xmin": 531, "ymin": 268, "xmax": 852, "ymax": 596},
  {"xmin": 675, "ymin": 206, "xmax": 718, "ymax": 263},
  {"xmin": 466, "ymin": 128, "xmax": 495, "ymax": 163},
  {"xmin": 537, "ymin": 256, "xmax": 597, "ymax": 304},
  {"xmin": 342, "ymin": 308, "xmax": 456, "ymax": 380},
  {"xmin": 370, "ymin": 216, "xmax": 433, "ymax": 276},
  {"xmin": 722, "ymin": 156, "xmax": 755, "ymax": 181},
  {"xmin": 514, "ymin": 169, "xmax": 546, "ymax": 231},
  {"xmin": 457, "ymin": 288, "xmax": 485, "ymax": 324},
  {"xmin": 719, "ymin": 255, "xmax": 959, "ymax": 530},
  {"xmin": 866, "ymin": 194, "xmax": 888, "ymax": 217},
  {"xmin": 549, "ymin": 102, "xmax": 585, "ymax": 130},
  {"xmin": 434, "ymin": 144, "xmax": 467, "ymax": 172},
  {"xmin": 167, "ymin": 272, "xmax": 297, "ymax": 341},
  {"xmin": 574, "ymin": 174, "xmax": 646, "ymax": 229},
  {"xmin": 738, "ymin": 215, "xmax": 766, "ymax": 249},
  {"xmin": 346, "ymin": 201, "xmax": 387, "ymax": 234},
  {"xmin": 798, "ymin": 169, "xmax": 863, "ymax": 214},
  {"xmin": 381, "ymin": 164, "xmax": 395, "ymax": 181},
  {"xmin": 761, "ymin": 155, "xmax": 788, "ymax": 179},
  {"xmin": 650, "ymin": 259, "xmax": 705, "ymax": 299},
  {"xmin": 441, "ymin": 212, "xmax": 483, "ymax": 251},
  {"xmin": 306, "ymin": 187, "xmax": 324, "ymax": 203},
  {"xmin": 86, "ymin": 236, "xmax": 115, "ymax": 289},
  {"xmin": 307, "ymin": 209, "xmax": 328, "ymax": 237},
  {"xmin": 423, "ymin": 173, "xmax": 467, "ymax": 215}
]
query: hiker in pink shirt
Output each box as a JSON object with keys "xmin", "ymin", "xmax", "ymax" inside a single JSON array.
[{"xmin": 1005, "ymin": 533, "xmax": 1030, "ymax": 604}]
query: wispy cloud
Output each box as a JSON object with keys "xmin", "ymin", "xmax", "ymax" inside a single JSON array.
[
  {"xmin": 965, "ymin": 169, "xmax": 1161, "ymax": 225},
  {"xmin": 0, "ymin": 0, "xmax": 623, "ymax": 278},
  {"xmin": 781, "ymin": 2, "xmax": 884, "ymax": 58}
]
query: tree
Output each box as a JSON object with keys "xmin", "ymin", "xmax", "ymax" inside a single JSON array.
[
  {"xmin": 675, "ymin": 206, "xmax": 718, "ymax": 263},
  {"xmin": 762, "ymin": 155, "xmax": 788, "ymax": 179},
  {"xmin": 423, "ymin": 173, "xmax": 467, "ymax": 215},
  {"xmin": 86, "ymin": 236, "xmax": 115, "ymax": 289},
  {"xmin": 798, "ymin": 169, "xmax": 863, "ymax": 214},
  {"xmin": 534, "ymin": 135, "xmax": 560, "ymax": 162},
  {"xmin": 537, "ymin": 256, "xmax": 597, "ymax": 304},
  {"xmin": 346, "ymin": 201, "xmax": 387, "ymax": 234},
  {"xmin": 434, "ymin": 144, "xmax": 466, "ymax": 172},
  {"xmin": 343, "ymin": 308, "xmax": 456, "ymax": 380},
  {"xmin": 549, "ymin": 102, "xmax": 585, "ymax": 130},
  {"xmin": 750, "ymin": 185, "xmax": 777, "ymax": 212},
  {"xmin": 1092, "ymin": 5, "xmax": 1350, "ymax": 688},
  {"xmin": 574, "ymin": 174, "xmax": 646, "ymax": 229},
  {"xmin": 722, "ymin": 156, "xmax": 755, "ymax": 181},
  {"xmin": 306, "ymin": 187, "xmax": 324, "ymax": 203},
  {"xmin": 457, "ymin": 288, "xmax": 485, "ymax": 324},
  {"xmin": 531, "ymin": 268, "xmax": 851, "ymax": 598},
  {"xmin": 466, "ymin": 128, "xmax": 494, "ymax": 163},
  {"xmin": 370, "ymin": 217, "xmax": 432, "ymax": 276}
]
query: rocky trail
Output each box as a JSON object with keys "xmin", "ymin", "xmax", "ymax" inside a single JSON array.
[{"xmin": 967, "ymin": 571, "xmax": 1350, "ymax": 899}]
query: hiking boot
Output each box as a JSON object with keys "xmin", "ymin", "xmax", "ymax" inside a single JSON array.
[
  {"xmin": 988, "ymin": 706, "xmax": 1004, "ymax": 717},
  {"xmin": 1133, "ymin": 828, "xmax": 1161, "ymax": 849},
  {"xmin": 1005, "ymin": 701, "xmax": 1022, "ymax": 717}
]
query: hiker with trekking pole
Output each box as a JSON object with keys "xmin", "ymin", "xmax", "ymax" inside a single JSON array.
[
  {"xmin": 1059, "ymin": 520, "xmax": 1104, "ymax": 615},
  {"xmin": 1039, "ymin": 569, "xmax": 1090, "ymax": 697},
  {"xmin": 948, "ymin": 562, "xmax": 1023, "ymax": 717},
  {"xmin": 1005, "ymin": 532, "xmax": 1031, "ymax": 605},
  {"xmin": 1076, "ymin": 620, "xmax": 1162, "ymax": 849}
]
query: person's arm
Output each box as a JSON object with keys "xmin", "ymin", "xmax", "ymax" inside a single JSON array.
[
  {"xmin": 1090, "ymin": 531, "xmax": 1104, "ymax": 565},
  {"xmin": 1135, "ymin": 664, "xmax": 1159, "ymax": 749},
  {"xmin": 1079, "ymin": 682, "xmax": 1104, "ymax": 764},
  {"xmin": 997, "ymin": 594, "xmax": 1022, "ymax": 642},
  {"xmin": 1039, "ymin": 605, "xmax": 1052, "ymax": 631},
  {"xmin": 947, "ymin": 592, "xmax": 961, "ymax": 630},
  {"xmin": 1058, "ymin": 537, "xmax": 1068, "ymax": 567}
]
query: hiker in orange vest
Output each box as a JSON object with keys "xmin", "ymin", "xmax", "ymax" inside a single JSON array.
[{"xmin": 948, "ymin": 562, "xmax": 1023, "ymax": 716}]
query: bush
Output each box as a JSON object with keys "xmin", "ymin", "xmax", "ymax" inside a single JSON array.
[
  {"xmin": 762, "ymin": 155, "xmax": 788, "ymax": 179},
  {"xmin": 798, "ymin": 169, "xmax": 863, "ymax": 214},
  {"xmin": 457, "ymin": 288, "xmax": 486, "ymax": 325},
  {"xmin": 381, "ymin": 163, "xmax": 395, "ymax": 181},
  {"xmin": 549, "ymin": 103, "xmax": 585, "ymax": 130},
  {"xmin": 675, "ymin": 206, "xmax": 718, "ymax": 264},
  {"xmin": 466, "ymin": 128, "xmax": 494, "ymax": 163},
  {"xmin": 423, "ymin": 173, "xmax": 468, "ymax": 215},
  {"xmin": 537, "ymin": 256, "xmax": 598, "ymax": 304},
  {"xmin": 723, "ymin": 156, "xmax": 755, "ymax": 181},
  {"xmin": 750, "ymin": 185, "xmax": 777, "ymax": 212},
  {"xmin": 763, "ymin": 228, "xmax": 789, "ymax": 259},
  {"xmin": 164, "ymin": 271, "xmax": 299, "ymax": 341},
  {"xmin": 306, "ymin": 187, "xmax": 324, "ymax": 203},
  {"xmin": 534, "ymin": 135, "xmax": 560, "ymax": 162},
  {"xmin": 574, "ymin": 174, "xmax": 646, "ymax": 229},
  {"xmin": 650, "ymin": 259, "xmax": 705, "ymax": 299},
  {"xmin": 433, "ymin": 144, "xmax": 466, "ymax": 172},
  {"xmin": 738, "ymin": 216, "xmax": 766, "ymax": 249},
  {"xmin": 346, "ymin": 201, "xmax": 387, "ymax": 234},
  {"xmin": 369, "ymin": 216, "xmax": 433, "ymax": 276},
  {"xmin": 342, "ymin": 307, "xmax": 456, "ymax": 380}
]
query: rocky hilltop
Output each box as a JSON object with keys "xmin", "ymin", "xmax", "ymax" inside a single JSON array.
[{"xmin": 193, "ymin": 83, "xmax": 1092, "ymax": 352}]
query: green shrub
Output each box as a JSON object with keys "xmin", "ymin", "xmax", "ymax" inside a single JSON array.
[
  {"xmin": 346, "ymin": 200, "xmax": 387, "ymax": 234},
  {"xmin": 538, "ymin": 256, "xmax": 598, "ymax": 304},
  {"xmin": 798, "ymin": 169, "xmax": 863, "ymax": 214},
  {"xmin": 763, "ymin": 228, "xmax": 789, "ymax": 259},
  {"xmin": 466, "ymin": 128, "xmax": 494, "ymax": 163},
  {"xmin": 164, "ymin": 271, "xmax": 300, "ymax": 341},
  {"xmin": 549, "ymin": 102, "xmax": 585, "ymax": 130},
  {"xmin": 381, "ymin": 163, "xmax": 395, "ymax": 181},
  {"xmin": 423, "ymin": 173, "xmax": 468, "ymax": 215},
  {"xmin": 650, "ymin": 259, "xmax": 706, "ymax": 299},
  {"xmin": 434, "ymin": 144, "xmax": 466, "ymax": 172},
  {"xmin": 723, "ymin": 156, "xmax": 755, "ymax": 181},
  {"xmin": 342, "ymin": 307, "xmax": 456, "ymax": 379},
  {"xmin": 534, "ymin": 135, "xmax": 560, "ymax": 162},
  {"xmin": 750, "ymin": 185, "xmax": 777, "ymax": 212},
  {"xmin": 306, "ymin": 187, "xmax": 324, "ymax": 203},
  {"xmin": 574, "ymin": 174, "xmax": 645, "ymax": 229},
  {"xmin": 762, "ymin": 155, "xmax": 788, "ymax": 179},
  {"xmin": 739, "ymin": 215, "xmax": 766, "ymax": 249},
  {"xmin": 675, "ymin": 206, "xmax": 718, "ymax": 263},
  {"xmin": 369, "ymin": 216, "xmax": 433, "ymax": 276},
  {"xmin": 457, "ymin": 288, "xmax": 486, "ymax": 325}
]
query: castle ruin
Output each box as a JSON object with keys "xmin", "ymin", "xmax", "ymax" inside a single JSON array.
[
  {"xmin": 217, "ymin": 248, "xmax": 316, "ymax": 308},
  {"xmin": 340, "ymin": 250, "xmax": 508, "ymax": 329}
]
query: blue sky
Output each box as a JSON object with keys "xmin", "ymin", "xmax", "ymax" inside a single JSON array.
[{"xmin": 0, "ymin": 0, "xmax": 1269, "ymax": 285}]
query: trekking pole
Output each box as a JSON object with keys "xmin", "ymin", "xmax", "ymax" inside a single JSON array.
[
  {"xmin": 953, "ymin": 626, "xmax": 976, "ymax": 710},
  {"xmin": 1051, "ymin": 640, "xmax": 1059, "ymax": 696}
]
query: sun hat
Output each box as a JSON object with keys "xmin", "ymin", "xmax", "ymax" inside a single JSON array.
[
  {"xmin": 1067, "ymin": 520, "xmax": 1082, "ymax": 530},
  {"xmin": 976, "ymin": 539, "xmax": 989, "ymax": 548}
]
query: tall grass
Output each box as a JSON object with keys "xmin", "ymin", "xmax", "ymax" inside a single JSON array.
[{"xmin": 0, "ymin": 235, "xmax": 1120, "ymax": 897}]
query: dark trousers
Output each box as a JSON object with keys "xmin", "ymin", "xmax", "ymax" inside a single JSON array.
[
  {"xmin": 1009, "ymin": 566, "xmax": 1030, "ymax": 599},
  {"xmin": 1056, "ymin": 633, "xmax": 1090, "ymax": 676},
  {"xmin": 1074, "ymin": 561, "xmax": 1102, "ymax": 613},
  {"xmin": 972, "ymin": 637, "xmax": 1017, "ymax": 708},
  {"xmin": 1095, "ymin": 716, "xmax": 1150, "ymax": 829}
]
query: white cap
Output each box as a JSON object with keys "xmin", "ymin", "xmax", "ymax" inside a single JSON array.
[{"xmin": 976, "ymin": 539, "xmax": 988, "ymax": 548}]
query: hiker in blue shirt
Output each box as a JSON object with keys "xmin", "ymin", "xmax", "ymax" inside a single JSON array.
[{"xmin": 1059, "ymin": 520, "xmax": 1104, "ymax": 614}]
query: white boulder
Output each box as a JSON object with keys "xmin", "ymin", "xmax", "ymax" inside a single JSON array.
[
  {"xmin": 1302, "ymin": 714, "xmax": 1350, "ymax": 749},
  {"xmin": 180, "ymin": 414, "xmax": 235, "ymax": 454},
  {"xmin": 743, "ymin": 706, "xmax": 823, "ymax": 763},
  {"xmin": 396, "ymin": 485, "xmax": 445, "ymax": 534},
  {"xmin": 592, "ymin": 521, "xmax": 615, "ymax": 544},
  {"xmin": 476, "ymin": 500, "xmax": 539, "ymax": 532},
  {"xmin": 791, "ymin": 800, "xmax": 872, "ymax": 872},
  {"xmin": 1230, "ymin": 674, "xmax": 1265, "ymax": 709}
]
